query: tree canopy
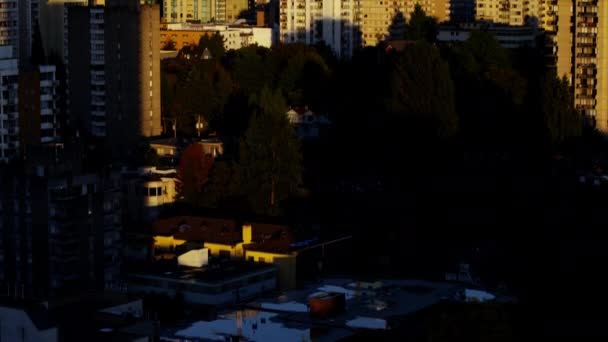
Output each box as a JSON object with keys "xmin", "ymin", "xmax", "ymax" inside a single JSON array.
[
  {"xmin": 542, "ymin": 73, "xmax": 581, "ymax": 145},
  {"xmin": 386, "ymin": 41, "xmax": 458, "ymax": 137},
  {"xmin": 234, "ymin": 87, "xmax": 302, "ymax": 215},
  {"xmin": 177, "ymin": 143, "xmax": 215, "ymax": 206}
]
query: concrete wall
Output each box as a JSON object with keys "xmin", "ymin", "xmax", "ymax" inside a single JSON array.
[
  {"xmin": 0, "ymin": 306, "xmax": 58, "ymax": 342},
  {"xmin": 245, "ymin": 251, "xmax": 296, "ymax": 290},
  {"xmin": 139, "ymin": 5, "xmax": 163, "ymax": 138},
  {"xmin": 556, "ymin": 1, "xmax": 573, "ymax": 81},
  {"xmin": 128, "ymin": 278, "xmax": 275, "ymax": 305}
]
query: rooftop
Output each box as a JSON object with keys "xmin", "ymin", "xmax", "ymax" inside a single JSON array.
[
  {"xmin": 160, "ymin": 278, "xmax": 488, "ymax": 341},
  {"xmin": 0, "ymin": 297, "xmax": 57, "ymax": 331},
  {"xmin": 152, "ymin": 216, "xmax": 294, "ymax": 252},
  {"xmin": 128, "ymin": 259, "xmax": 276, "ymax": 285}
]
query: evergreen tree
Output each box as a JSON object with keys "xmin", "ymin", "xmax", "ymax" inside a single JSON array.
[
  {"xmin": 405, "ymin": 5, "xmax": 437, "ymax": 42},
  {"xmin": 387, "ymin": 41, "xmax": 458, "ymax": 137},
  {"xmin": 543, "ymin": 73, "xmax": 582, "ymax": 145},
  {"xmin": 235, "ymin": 87, "xmax": 302, "ymax": 215},
  {"xmin": 198, "ymin": 33, "xmax": 225, "ymax": 59}
]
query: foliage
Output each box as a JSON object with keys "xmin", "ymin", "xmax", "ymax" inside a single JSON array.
[
  {"xmin": 386, "ymin": 41, "xmax": 458, "ymax": 137},
  {"xmin": 162, "ymin": 38, "xmax": 177, "ymax": 51},
  {"xmin": 197, "ymin": 32, "xmax": 225, "ymax": 59},
  {"xmin": 232, "ymin": 46, "xmax": 272, "ymax": 95},
  {"xmin": 542, "ymin": 74, "xmax": 582, "ymax": 145},
  {"xmin": 466, "ymin": 31, "xmax": 510, "ymax": 69},
  {"xmin": 177, "ymin": 143, "xmax": 215, "ymax": 205},
  {"xmin": 199, "ymin": 160, "xmax": 236, "ymax": 208},
  {"xmin": 234, "ymin": 87, "xmax": 302, "ymax": 215},
  {"xmin": 405, "ymin": 5, "xmax": 438, "ymax": 42}
]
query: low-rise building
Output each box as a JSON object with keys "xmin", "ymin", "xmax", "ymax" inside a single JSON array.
[
  {"xmin": 437, "ymin": 22, "xmax": 540, "ymax": 49},
  {"xmin": 152, "ymin": 216, "xmax": 297, "ymax": 289},
  {"xmin": 161, "ymin": 22, "xmax": 272, "ymax": 51},
  {"xmin": 286, "ymin": 108, "xmax": 331, "ymax": 140},
  {"xmin": 150, "ymin": 216, "xmax": 351, "ymax": 290},
  {"xmin": 0, "ymin": 299, "xmax": 58, "ymax": 342},
  {"xmin": 198, "ymin": 137, "xmax": 224, "ymax": 157},
  {"xmin": 126, "ymin": 260, "xmax": 277, "ymax": 305},
  {"xmin": 123, "ymin": 167, "xmax": 178, "ymax": 223}
]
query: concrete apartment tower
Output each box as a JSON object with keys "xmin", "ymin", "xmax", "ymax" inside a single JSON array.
[
  {"xmin": 474, "ymin": 0, "xmax": 544, "ymax": 26},
  {"xmin": 279, "ymin": 0, "xmax": 475, "ymax": 55},
  {"xmin": 66, "ymin": 0, "xmax": 162, "ymax": 158},
  {"xmin": 540, "ymin": 1, "xmax": 608, "ymax": 132},
  {"xmin": 163, "ymin": 0, "xmax": 216, "ymax": 23},
  {"xmin": 0, "ymin": 143, "xmax": 123, "ymax": 299},
  {"xmin": 279, "ymin": 0, "xmax": 360, "ymax": 58}
]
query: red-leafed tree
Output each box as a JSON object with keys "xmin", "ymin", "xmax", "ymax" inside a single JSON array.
[{"xmin": 177, "ymin": 143, "xmax": 214, "ymax": 205}]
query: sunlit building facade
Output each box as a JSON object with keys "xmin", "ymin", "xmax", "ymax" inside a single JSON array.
[
  {"xmin": 280, "ymin": 0, "xmax": 476, "ymax": 53},
  {"xmin": 279, "ymin": 0, "xmax": 360, "ymax": 58},
  {"xmin": 540, "ymin": 1, "xmax": 608, "ymax": 132},
  {"xmin": 163, "ymin": 0, "xmax": 216, "ymax": 23}
]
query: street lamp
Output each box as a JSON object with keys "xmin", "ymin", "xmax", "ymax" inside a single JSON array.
[{"xmin": 195, "ymin": 115, "xmax": 204, "ymax": 138}]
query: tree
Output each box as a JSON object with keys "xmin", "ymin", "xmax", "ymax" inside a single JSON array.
[
  {"xmin": 198, "ymin": 32, "xmax": 225, "ymax": 59},
  {"xmin": 162, "ymin": 38, "xmax": 177, "ymax": 51},
  {"xmin": 177, "ymin": 144, "xmax": 215, "ymax": 205},
  {"xmin": 405, "ymin": 5, "xmax": 437, "ymax": 42},
  {"xmin": 542, "ymin": 73, "xmax": 581, "ymax": 145},
  {"xmin": 466, "ymin": 30, "xmax": 509, "ymax": 69},
  {"xmin": 386, "ymin": 41, "xmax": 458, "ymax": 137},
  {"xmin": 232, "ymin": 46, "xmax": 271, "ymax": 95},
  {"xmin": 200, "ymin": 160, "xmax": 236, "ymax": 208},
  {"xmin": 235, "ymin": 87, "xmax": 302, "ymax": 215}
]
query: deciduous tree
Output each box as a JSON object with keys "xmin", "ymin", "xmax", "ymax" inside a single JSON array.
[{"xmin": 177, "ymin": 144, "xmax": 215, "ymax": 205}]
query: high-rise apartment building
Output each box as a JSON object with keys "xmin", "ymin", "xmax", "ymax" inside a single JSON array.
[
  {"xmin": 280, "ymin": 0, "xmax": 476, "ymax": 54},
  {"xmin": 39, "ymin": 0, "xmax": 88, "ymax": 61},
  {"xmin": 0, "ymin": 143, "xmax": 123, "ymax": 299},
  {"xmin": 0, "ymin": 0, "xmax": 41, "ymax": 65},
  {"xmin": 162, "ymin": 0, "xmax": 250, "ymax": 24},
  {"xmin": 66, "ymin": 1, "xmax": 162, "ymax": 158},
  {"xmin": 163, "ymin": 0, "xmax": 216, "ymax": 23},
  {"xmin": 215, "ymin": 0, "xmax": 249, "ymax": 23},
  {"xmin": 358, "ymin": 0, "xmax": 455, "ymax": 47},
  {"xmin": 547, "ymin": 1, "xmax": 608, "ymax": 132},
  {"xmin": 279, "ymin": 0, "xmax": 360, "ymax": 58},
  {"xmin": 0, "ymin": 1, "xmax": 20, "ymax": 60},
  {"xmin": 0, "ymin": 46, "xmax": 58, "ymax": 163},
  {"xmin": 474, "ymin": 0, "xmax": 545, "ymax": 26}
]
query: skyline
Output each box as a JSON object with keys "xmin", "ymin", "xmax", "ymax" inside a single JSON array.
[{"xmin": 0, "ymin": 0, "xmax": 607, "ymax": 341}]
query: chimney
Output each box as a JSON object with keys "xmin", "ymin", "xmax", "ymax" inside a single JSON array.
[{"xmin": 242, "ymin": 224, "xmax": 252, "ymax": 244}]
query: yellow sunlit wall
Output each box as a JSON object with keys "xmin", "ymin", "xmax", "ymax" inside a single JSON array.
[
  {"xmin": 204, "ymin": 242, "xmax": 244, "ymax": 257},
  {"xmin": 154, "ymin": 235, "xmax": 186, "ymax": 250}
]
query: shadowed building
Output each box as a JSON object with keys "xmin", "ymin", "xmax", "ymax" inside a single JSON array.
[
  {"xmin": 66, "ymin": 0, "xmax": 161, "ymax": 159},
  {"xmin": 0, "ymin": 143, "xmax": 123, "ymax": 299},
  {"xmin": 0, "ymin": 46, "xmax": 58, "ymax": 163}
]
